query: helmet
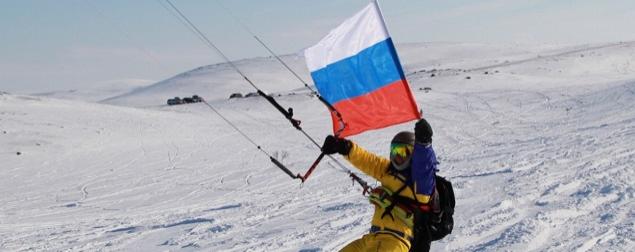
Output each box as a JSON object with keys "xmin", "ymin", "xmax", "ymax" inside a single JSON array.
[
  {"xmin": 391, "ymin": 131, "xmax": 415, "ymax": 145},
  {"xmin": 390, "ymin": 131, "xmax": 415, "ymax": 171}
]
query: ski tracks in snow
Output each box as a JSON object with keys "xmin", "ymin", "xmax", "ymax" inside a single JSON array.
[{"xmin": 441, "ymin": 82, "xmax": 635, "ymax": 251}]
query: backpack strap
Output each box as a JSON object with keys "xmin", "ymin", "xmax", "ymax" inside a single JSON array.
[
  {"xmin": 380, "ymin": 176, "xmax": 411, "ymax": 221},
  {"xmin": 388, "ymin": 168, "xmax": 418, "ymax": 204},
  {"xmin": 380, "ymin": 168, "xmax": 430, "ymax": 219}
]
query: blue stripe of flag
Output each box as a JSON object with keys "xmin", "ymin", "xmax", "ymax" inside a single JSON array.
[{"xmin": 310, "ymin": 38, "xmax": 406, "ymax": 105}]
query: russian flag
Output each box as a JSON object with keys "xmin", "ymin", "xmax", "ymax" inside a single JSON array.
[{"xmin": 305, "ymin": 1, "xmax": 420, "ymax": 137}]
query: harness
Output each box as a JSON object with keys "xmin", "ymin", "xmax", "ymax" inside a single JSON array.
[{"xmin": 368, "ymin": 170, "xmax": 432, "ymax": 228}]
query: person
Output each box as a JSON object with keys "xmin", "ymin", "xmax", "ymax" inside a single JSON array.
[{"xmin": 322, "ymin": 118, "xmax": 439, "ymax": 252}]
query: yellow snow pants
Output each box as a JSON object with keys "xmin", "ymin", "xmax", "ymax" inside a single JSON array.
[{"xmin": 339, "ymin": 233, "xmax": 409, "ymax": 252}]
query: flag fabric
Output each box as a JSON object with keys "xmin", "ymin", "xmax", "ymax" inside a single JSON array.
[{"xmin": 305, "ymin": 1, "xmax": 420, "ymax": 137}]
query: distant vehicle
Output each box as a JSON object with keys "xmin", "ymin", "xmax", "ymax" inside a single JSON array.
[
  {"xmin": 245, "ymin": 92, "xmax": 259, "ymax": 98},
  {"xmin": 229, "ymin": 93, "xmax": 243, "ymax": 99},
  {"xmin": 167, "ymin": 95, "xmax": 203, "ymax": 106},
  {"xmin": 167, "ymin": 97, "xmax": 183, "ymax": 105}
]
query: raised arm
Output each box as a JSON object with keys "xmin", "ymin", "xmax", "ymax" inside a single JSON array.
[
  {"xmin": 321, "ymin": 135, "xmax": 390, "ymax": 180},
  {"xmin": 345, "ymin": 142, "xmax": 391, "ymax": 180}
]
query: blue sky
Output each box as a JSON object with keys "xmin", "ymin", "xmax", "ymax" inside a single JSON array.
[{"xmin": 1, "ymin": 0, "xmax": 634, "ymax": 93}]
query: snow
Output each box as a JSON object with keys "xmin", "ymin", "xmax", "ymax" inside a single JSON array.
[
  {"xmin": 32, "ymin": 79, "xmax": 154, "ymax": 103},
  {"xmin": 2, "ymin": 42, "xmax": 635, "ymax": 251}
]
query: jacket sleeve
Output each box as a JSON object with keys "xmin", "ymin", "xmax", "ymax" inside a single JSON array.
[
  {"xmin": 344, "ymin": 142, "xmax": 391, "ymax": 180},
  {"xmin": 411, "ymin": 144, "xmax": 438, "ymax": 196}
]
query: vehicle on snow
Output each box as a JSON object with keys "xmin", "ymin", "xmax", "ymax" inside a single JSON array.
[
  {"xmin": 167, "ymin": 97, "xmax": 183, "ymax": 105},
  {"xmin": 167, "ymin": 95, "xmax": 203, "ymax": 105},
  {"xmin": 245, "ymin": 92, "xmax": 260, "ymax": 98},
  {"xmin": 229, "ymin": 93, "xmax": 243, "ymax": 99}
]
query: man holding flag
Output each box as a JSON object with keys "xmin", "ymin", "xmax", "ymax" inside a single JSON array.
[
  {"xmin": 322, "ymin": 119, "xmax": 438, "ymax": 252},
  {"xmin": 306, "ymin": 1, "xmax": 448, "ymax": 251}
]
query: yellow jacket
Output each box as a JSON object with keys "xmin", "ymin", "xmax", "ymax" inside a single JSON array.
[{"xmin": 345, "ymin": 142, "xmax": 431, "ymax": 245}]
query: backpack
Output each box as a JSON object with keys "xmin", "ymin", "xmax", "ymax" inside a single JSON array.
[
  {"xmin": 428, "ymin": 175, "xmax": 455, "ymax": 241},
  {"xmin": 371, "ymin": 170, "xmax": 456, "ymax": 250},
  {"xmin": 410, "ymin": 175, "xmax": 455, "ymax": 251}
]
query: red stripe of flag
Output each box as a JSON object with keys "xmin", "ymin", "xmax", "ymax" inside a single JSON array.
[{"xmin": 331, "ymin": 79, "xmax": 420, "ymax": 137}]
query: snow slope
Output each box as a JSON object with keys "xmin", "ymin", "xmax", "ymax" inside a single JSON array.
[
  {"xmin": 100, "ymin": 54, "xmax": 311, "ymax": 107},
  {"xmin": 2, "ymin": 42, "xmax": 634, "ymax": 251},
  {"xmin": 32, "ymin": 79, "xmax": 153, "ymax": 103}
]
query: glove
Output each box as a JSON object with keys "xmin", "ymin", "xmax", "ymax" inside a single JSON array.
[
  {"xmin": 322, "ymin": 135, "xmax": 352, "ymax": 155},
  {"xmin": 415, "ymin": 118, "xmax": 433, "ymax": 144}
]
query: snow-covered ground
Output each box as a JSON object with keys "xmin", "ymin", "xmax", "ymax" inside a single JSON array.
[{"xmin": 1, "ymin": 42, "xmax": 634, "ymax": 251}]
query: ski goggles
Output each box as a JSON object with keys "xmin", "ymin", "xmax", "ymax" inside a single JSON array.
[{"xmin": 390, "ymin": 143, "xmax": 414, "ymax": 160}]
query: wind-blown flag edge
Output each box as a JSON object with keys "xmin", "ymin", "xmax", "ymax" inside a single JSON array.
[{"xmin": 305, "ymin": 1, "xmax": 420, "ymax": 137}]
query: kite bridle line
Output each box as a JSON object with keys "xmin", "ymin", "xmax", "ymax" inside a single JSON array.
[
  {"xmin": 212, "ymin": 0, "xmax": 350, "ymax": 183},
  {"xmin": 162, "ymin": 0, "xmax": 368, "ymax": 191},
  {"xmin": 199, "ymin": 98, "xmax": 299, "ymax": 179}
]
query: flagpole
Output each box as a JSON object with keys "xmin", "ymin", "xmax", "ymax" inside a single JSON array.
[{"xmin": 372, "ymin": 0, "xmax": 390, "ymax": 37}]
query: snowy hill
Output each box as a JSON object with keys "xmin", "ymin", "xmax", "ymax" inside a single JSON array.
[
  {"xmin": 2, "ymin": 42, "xmax": 634, "ymax": 251},
  {"xmin": 32, "ymin": 79, "xmax": 153, "ymax": 103},
  {"xmin": 100, "ymin": 54, "xmax": 312, "ymax": 107}
]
